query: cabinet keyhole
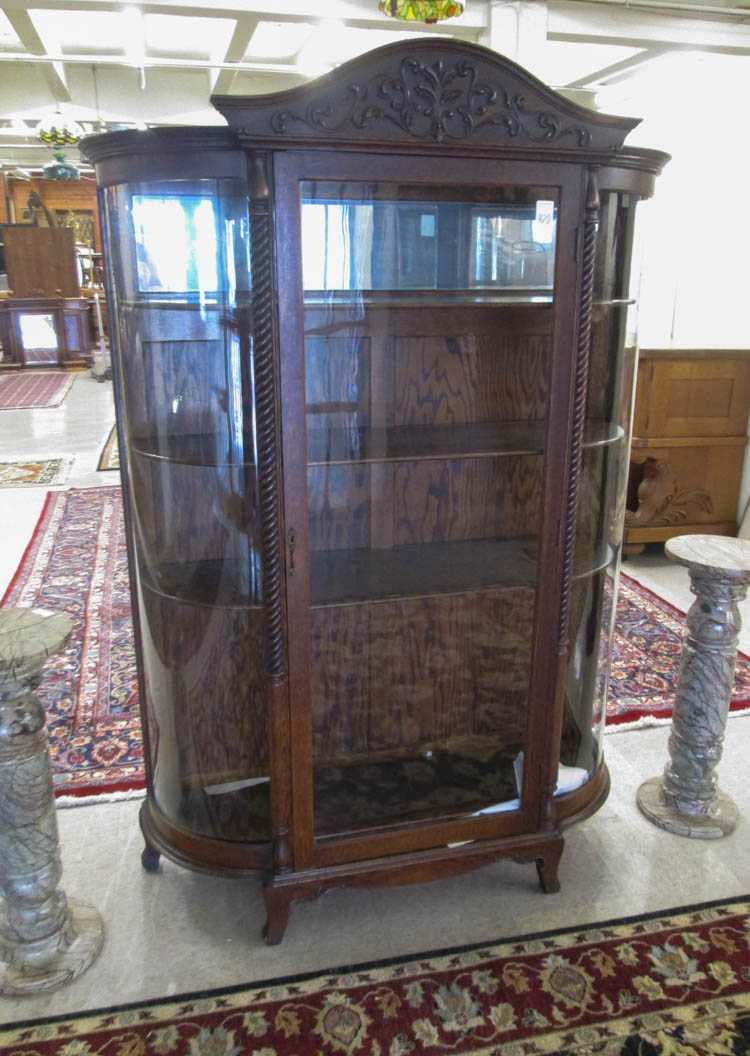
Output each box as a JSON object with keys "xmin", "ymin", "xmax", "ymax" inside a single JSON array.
[{"xmin": 287, "ymin": 528, "xmax": 297, "ymax": 576}]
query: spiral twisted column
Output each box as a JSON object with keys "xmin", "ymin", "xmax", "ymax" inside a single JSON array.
[
  {"xmin": 558, "ymin": 167, "xmax": 600, "ymax": 653},
  {"xmin": 637, "ymin": 535, "xmax": 750, "ymax": 838},
  {"xmin": 0, "ymin": 609, "xmax": 104, "ymax": 994},
  {"xmin": 249, "ymin": 154, "xmax": 285, "ymax": 684},
  {"xmin": 249, "ymin": 153, "xmax": 292, "ymax": 875}
]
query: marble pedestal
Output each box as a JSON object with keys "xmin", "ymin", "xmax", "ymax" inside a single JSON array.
[
  {"xmin": 637, "ymin": 535, "xmax": 750, "ymax": 839},
  {"xmin": 0, "ymin": 609, "xmax": 105, "ymax": 996}
]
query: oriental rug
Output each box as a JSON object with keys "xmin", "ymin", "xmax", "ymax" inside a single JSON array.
[
  {"xmin": 609, "ymin": 574, "xmax": 750, "ymax": 728},
  {"xmin": 96, "ymin": 424, "xmax": 120, "ymax": 471},
  {"xmin": 0, "ymin": 370, "xmax": 75, "ymax": 410},
  {"xmin": 4, "ymin": 485, "xmax": 750, "ymax": 799},
  {"xmin": 0, "ymin": 487, "xmax": 142, "ymax": 796},
  {"xmin": 0, "ymin": 456, "xmax": 73, "ymax": 488},
  {"xmin": 3, "ymin": 896, "xmax": 750, "ymax": 1055}
]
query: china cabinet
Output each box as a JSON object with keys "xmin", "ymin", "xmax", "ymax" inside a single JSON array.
[{"xmin": 83, "ymin": 40, "xmax": 668, "ymax": 943}]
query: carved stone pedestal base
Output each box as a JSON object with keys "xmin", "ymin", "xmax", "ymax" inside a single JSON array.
[
  {"xmin": 636, "ymin": 535, "xmax": 750, "ymax": 841},
  {"xmin": 636, "ymin": 775, "xmax": 738, "ymax": 840},
  {"xmin": 0, "ymin": 897, "xmax": 104, "ymax": 996},
  {"xmin": 1, "ymin": 609, "xmax": 105, "ymax": 996}
]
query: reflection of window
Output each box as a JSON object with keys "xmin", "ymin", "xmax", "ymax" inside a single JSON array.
[
  {"xmin": 132, "ymin": 195, "xmax": 217, "ymax": 293},
  {"xmin": 19, "ymin": 313, "xmax": 58, "ymax": 350},
  {"xmin": 301, "ymin": 196, "xmax": 556, "ymax": 292},
  {"xmin": 471, "ymin": 203, "xmax": 556, "ymax": 289}
]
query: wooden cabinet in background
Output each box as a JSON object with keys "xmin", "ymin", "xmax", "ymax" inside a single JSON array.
[
  {"xmin": 1, "ymin": 225, "xmax": 80, "ymax": 298},
  {"xmin": 625, "ymin": 350, "xmax": 750, "ymax": 552},
  {"xmin": 0, "ymin": 296, "xmax": 93, "ymax": 368}
]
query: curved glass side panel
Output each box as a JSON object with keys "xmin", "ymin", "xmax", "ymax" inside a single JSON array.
[
  {"xmin": 102, "ymin": 175, "xmax": 269, "ymax": 842},
  {"xmin": 566, "ymin": 191, "xmax": 640, "ymax": 779}
]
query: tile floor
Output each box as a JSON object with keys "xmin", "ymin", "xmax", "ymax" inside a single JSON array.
[{"xmin": 0, "ymin": 371, "xmax": 748, "ymax": 1025}]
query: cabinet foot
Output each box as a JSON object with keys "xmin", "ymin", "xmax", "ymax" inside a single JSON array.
[
  {"xmin": 536, "ymin": 841, "xmax": 563, "ymax": 893},
  {"xmin": 141, "ymin": 843, "xmax": 161, "ymax": 873},
  {"xmin": 262, "ymin": 888, "xmax": 291, "ymax": 946},
  {"xmin": 622, "ymin": 543, "xmax": 646, "ymax": 558}
]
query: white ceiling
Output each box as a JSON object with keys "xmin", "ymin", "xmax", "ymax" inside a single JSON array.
[{"xmin": 0, "ymin": 0, "xmax": 748, "ymax": 171}]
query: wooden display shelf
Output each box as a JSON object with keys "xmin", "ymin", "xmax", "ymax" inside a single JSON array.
[
  {"xmin": 302, "ymin": 290, "xmax": 554, "ymax": 308},
  {"xmin": 311, "ymin": 537, "xmax": 536, "ymax": 607},
  {"xmin": 308, "ymin": 420, "xmax": 622, "ymax": 465},
  {"xmin": 172, "ymin": 735, "xmax": 524, "ymax": 843},
  {"xmin": 142, "ymin": 558, "xmax": 262, "ymax": 610},
  {"xmin": 129, "ymin": 421, "xmax": 623, "ymax": 469},
  {"xmin": 312, "ymin": 735, "xmax": 523, "ymax": 837},
  {"xmin": 130, "ymin": 433, "xmax": 256, "ymax": 468},
  {"xmin": 142, "ymin": 535, "xmax": 613, "ymax": 611}
]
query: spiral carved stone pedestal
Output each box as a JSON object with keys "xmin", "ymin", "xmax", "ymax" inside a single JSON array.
[
  {"xmin": 0, "ymin": 609, "xmax": 104, "ymax": 996},
  {"xmin": 637, "ymin": 535, "xmax": 750, "ymax": 839}
]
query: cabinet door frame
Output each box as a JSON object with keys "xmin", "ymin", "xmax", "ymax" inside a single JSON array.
[{"xmin": 273, "ymin": 148, "xmax": 586, "ymax": 870}]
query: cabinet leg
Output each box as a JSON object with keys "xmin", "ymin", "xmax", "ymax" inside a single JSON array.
[
  {"xmin": 622, "ymin": 543, "xmax": 645, "ymax": 558},
  {"xmin": 141, "ymin": 842, "xmax": 161, "ymax": 873},
  {"xmin": 536, "ymin": 840, "xmax": 563, "ymax": 894},
  {"xmin": 262, "ymin": 886, "xmax": 291, "ymax": 946}
]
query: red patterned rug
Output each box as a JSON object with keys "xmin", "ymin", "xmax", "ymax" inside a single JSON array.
[
  {"xmin": 610, "ymin": 574, "xmax": 750, "ymax": 727},
  {"xmin": 3, "ymin": 896, "xmax": 750, "ymax": 1054},
  {"xmin": 0, "ymin": 370, "xmax": 75, "ymax": 409},
  {"xmin": 1, "ymin": 487, "xmax": 142, "ymax": 796},
  {"xmin": 3, "ymin": 486, "xmax": 750, "ymax": 798}
]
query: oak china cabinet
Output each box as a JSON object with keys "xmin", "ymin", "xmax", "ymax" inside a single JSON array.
[{"xmin": 83, "ymin": 40, "xmax": 668, "ymax": 943}]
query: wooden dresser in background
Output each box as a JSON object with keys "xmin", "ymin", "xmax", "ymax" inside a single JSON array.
[{"xmin": 625, "ymin": 349, "xmax": 750, "ymax": 553}]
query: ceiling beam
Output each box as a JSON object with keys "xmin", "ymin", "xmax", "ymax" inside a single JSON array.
[
  {"xmin": 210, "ymin": 15, "xmax": 259, "ymax": 94},
  {"xmin": 565, "ymin": 45, "xmax": 673, "ymax": 87},
  {"xmin": 548, "ymin": 2, "xmax": 750, "ymax": 55},
  {"xmin": 0, "ymin": 51, "xmax": 303, "ymax": 74},
  {"xmin": 3, "ymin": 7, "xmax": 71, "ymax": 100},
  {"xmin": 0, "ymin": 0, "xmax": 486, "ymax": 36}
]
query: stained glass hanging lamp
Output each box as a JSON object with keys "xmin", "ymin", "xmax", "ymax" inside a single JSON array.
[
  {"xmin": 37, "ymin": 110, "xmax": 84, "ymax": 180},
  {"xmin": 378, "ymin": 1, "xmax": 464, "ymax": 23}
]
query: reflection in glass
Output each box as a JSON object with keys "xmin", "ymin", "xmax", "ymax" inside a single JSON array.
[
  {"xmin": 301, "ymin": 192, "xmax": 556, "ymax": 292},
  {"xmin": 132, "ymin": 194, "xmax": 218, "ymax": 293},
  {"xmin": 103, "ymin": 175, "xmax": 268, "ymax": 843},
  {"xmin": 566, "ymin": 191, "xmax": 642, "ymax": 779},
  {"xmin": 19, "ymin": 313, "xmax": 58, "ymax": 350},
  {"xmin": 301, "ymin": 180, "xmax": 558, "ymax": 837}
]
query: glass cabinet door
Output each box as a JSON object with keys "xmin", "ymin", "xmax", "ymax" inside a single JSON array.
[{"xmin": 295, "ymin": 179, "xmax": 561, "ymax": 839}]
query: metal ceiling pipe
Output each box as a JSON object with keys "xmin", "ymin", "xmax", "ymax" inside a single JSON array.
[{"xmin": 558, "ymin": 0, "xmax": 750, "ymax": 20}]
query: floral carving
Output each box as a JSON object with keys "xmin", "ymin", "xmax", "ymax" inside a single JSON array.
[
  {"xmin": 270, "ymin": 57, "xmax": 591, "ymax": 146},
  {"xmin": 625, "ymin": 457, "xmax": 713, "ymax": 529}
]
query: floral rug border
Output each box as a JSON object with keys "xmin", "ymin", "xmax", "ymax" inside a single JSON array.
[{"xmin": 3, "ymin": 894, "xmax": 749, "ymax": 1055}]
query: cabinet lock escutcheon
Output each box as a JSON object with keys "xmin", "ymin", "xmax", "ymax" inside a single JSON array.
[{"xmin": 287, "ymin": 528, "xmax": 297, "ymax": 575}]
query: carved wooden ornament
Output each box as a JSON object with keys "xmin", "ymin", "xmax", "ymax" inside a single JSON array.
[{"xmin": 213, "ymin": 39, "xmax": 639, "ymax": 154}]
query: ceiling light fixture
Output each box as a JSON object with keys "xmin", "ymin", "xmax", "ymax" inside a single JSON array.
[
  {"xmin": 378, "ymin": 0, "xmax": 464, "ymax": 23},
  {"xmin": 37, "ymin": 107, "xmax": 83, "ymax": 180},
  {"xmin": 37, "ymin": 109, "xmax": 84, "ymax": 148}
]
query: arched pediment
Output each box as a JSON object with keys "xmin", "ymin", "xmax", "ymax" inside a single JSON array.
[{"xmin": 213, "ymin": 38, "xmax": 639, "ymax": 154}]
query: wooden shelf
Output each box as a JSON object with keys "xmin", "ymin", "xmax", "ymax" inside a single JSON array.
[
  {"xmin": 129, "ymin": 421, "xmax": 623, "ymax": 470},
  {"xmin": 173, "ymin": 734, "xmax": 523, "ymax": 842},
  {"xmin": 142, "ymin": 558, "xmax": 262, "ymax": 610},
  {"xmin": 140, "ymin": 538, "xmax": 614, "ymax": 611},
  {"xmin": 311, "ymin": 537, "xmax": 536, "ymax": 607},
  {"xmin": 303, "ymin": 290, "xmax": 553, "ymax": 308},
  {"xmin": 130, "ymin": 434, "xmax": 255, "ymax": 468},
  {"xmin": 307, "ymin": 421, "xmax": 623, "ymax": 466},
  {"xmin": 313, "ymin": 736, "xmax": 522, "ymax": 836}
]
